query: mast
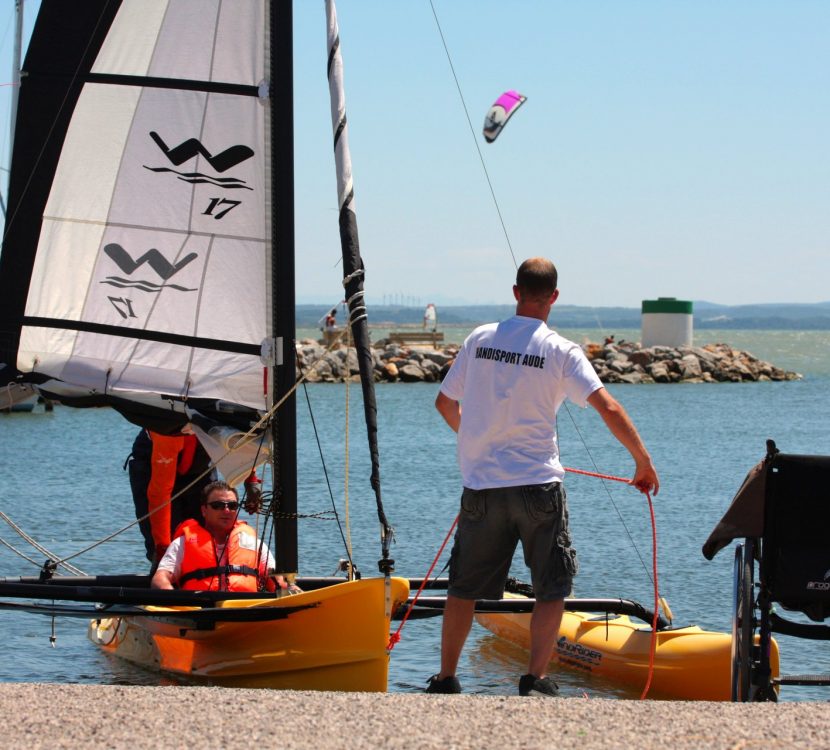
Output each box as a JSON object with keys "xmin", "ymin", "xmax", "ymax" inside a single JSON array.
[
  {"xmin": 9, "ymin": 0, "xmax": 23, "ymax": 164},
  {"xmin": 325, "ymin": 0, "xmax": 394, "ymax": 575},
  {"xmin": 271, "ymin": 0, "xmax": 298, "ymax": 575}
]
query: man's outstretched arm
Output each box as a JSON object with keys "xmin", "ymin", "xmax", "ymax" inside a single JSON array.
[{"xmin": 587, "ymin": 387, "xmax": 659, "ymax": 495}]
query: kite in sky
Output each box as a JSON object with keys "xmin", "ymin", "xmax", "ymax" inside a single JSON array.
[{"xmin": 482, "ymin": 90, "xmax": 527, "ymax": 143}]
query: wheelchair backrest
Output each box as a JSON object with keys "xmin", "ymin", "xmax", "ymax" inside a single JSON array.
[{"xmin": 762, "ymin": 452, "xmax": 830, "ymax": 621}]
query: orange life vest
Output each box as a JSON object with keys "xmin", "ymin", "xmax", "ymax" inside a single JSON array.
[
  {"xmin": 175, "ymin": 519, "xmax": 268, "ymax": 592},
  {"xmin": 146, "ymin": 432, "xmax": 200, "ymax": 549}
]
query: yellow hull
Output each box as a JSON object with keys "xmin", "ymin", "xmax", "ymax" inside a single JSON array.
[
  {"xmin": 88, "ymin": 577, "xmax": 410, "ymax": 692},
  {"xmin": 476, "ymin": 596, "xmax": 780, "ymax": 701}
]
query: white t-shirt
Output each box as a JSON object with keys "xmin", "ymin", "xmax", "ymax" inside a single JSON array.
[
  {"xmin": 157, "ymin": 532, "xmax": 276, "ymax": 585},
  {"xmin": 440, "ymin": 315, "xmax": 602, "ymax": 489}
]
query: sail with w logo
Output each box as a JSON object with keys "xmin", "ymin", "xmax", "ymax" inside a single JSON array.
[
  {"xmin": 101, "ymin": 244, "xmax": 199, "ymax": 292},
  {"xmin": 2, "ymin": 1, "xmax": 269, "ymax": 409},
  {"xmin": 143, "ymin": 131, "xmax": 255, "ymax": 190}
]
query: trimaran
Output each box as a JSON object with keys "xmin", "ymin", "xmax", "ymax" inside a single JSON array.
[{"xmin": 0, "ymin": 0, "xmax": 764, "ymax": 698}]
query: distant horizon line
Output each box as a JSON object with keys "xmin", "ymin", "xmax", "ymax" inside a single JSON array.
[{"xmin": 297, "ymin": 300, "xmax": 830, "ymax": 310}]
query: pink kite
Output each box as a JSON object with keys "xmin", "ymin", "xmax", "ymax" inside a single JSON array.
[{"xmin": 482, "ymin": 90, "xmax": 527, "ymax": 143}]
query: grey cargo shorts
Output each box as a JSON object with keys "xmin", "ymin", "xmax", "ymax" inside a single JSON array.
[{"xmin": 447, "ymin": 481, "xmax": 577, "ymax": 601}]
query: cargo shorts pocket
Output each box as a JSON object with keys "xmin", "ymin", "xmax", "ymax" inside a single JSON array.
[
  {"xmin": 524, "ymin": 482, "xmax": 563, "ymax": 521},
  {"xmin": 460, "ymin": 488, "xmax": 486, "ymax": 521},
  {"xmin": 556, "ymin": 528, "xmax": 579, "ymax": 578},
  {"xmin": 527, "ymin": 483, "xmax": 578, "ymax": 579}
]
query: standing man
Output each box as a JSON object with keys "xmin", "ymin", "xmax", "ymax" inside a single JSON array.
[{"xmin": 427, "ymin": 257, "xmax": 659, "ymax": 697}]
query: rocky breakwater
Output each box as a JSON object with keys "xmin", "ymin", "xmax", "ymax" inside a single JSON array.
[
  {"xmin": 584, "ymin": 341, "xmax": 802, "ymax": 384},
  {"xmin": 295, "ymin": 338, "xmax": 802, "ymax": 385},
  {"xmin": 295, "ymin": 339, "xmax": 457, "ymax": 384}
]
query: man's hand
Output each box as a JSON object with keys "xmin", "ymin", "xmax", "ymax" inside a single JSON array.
[
  {"xmin": 151, "ymin": 569, "xmax": 175, "ymax": 590},
  {"xmin": 631, "ymin": 459, "xmax": 660, "ymax": 496},
  {"xmin": 273, "ymin": 574, "xmax": 302, "ymax": 595}
]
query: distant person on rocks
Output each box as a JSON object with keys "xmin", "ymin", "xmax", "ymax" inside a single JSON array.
[
  {"xmin": 323, "ymin": 308, "xmax": 338, "ymax": 345},
  {"xmin": 151, "ymin": 480, "xmax": 293, "ymax": 593},
  {"xmin": 427, "ymin": 257, "xmax": 659, "ymax": 697}
]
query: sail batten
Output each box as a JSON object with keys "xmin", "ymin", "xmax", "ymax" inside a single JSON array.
[
  {"xmin": 20, "ymin": 317, "xmax": 261, "ymax": 356},
  {"xmin": 82, "ymin": 74, "xmax": 260, "ymax": 97}
]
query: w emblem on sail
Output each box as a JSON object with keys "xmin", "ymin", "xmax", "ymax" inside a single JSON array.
[
  {"xmin": 100, "ymin": 243, "xmax": 198, "ymax": 293},
  {"xmin": 144, "ymin": 132, "xmax": 254, "ymax": 190}
]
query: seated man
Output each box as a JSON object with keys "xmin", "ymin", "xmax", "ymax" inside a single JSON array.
[{"xmin": 151, "ymin": 480, "xmax": 289, "ymax": 593}]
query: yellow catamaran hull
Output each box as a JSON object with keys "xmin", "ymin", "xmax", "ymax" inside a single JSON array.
[
  {"xmin": 476, "ymin": 596, "xmax": 779, "ymax": 701},
  {"xmin": 88, "ymin": 577, "xmax": 410, "ymax": 692}
]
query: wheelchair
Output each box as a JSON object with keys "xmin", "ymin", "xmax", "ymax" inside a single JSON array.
[{"xmin": 725, "ymin": 440, "xmax": 830, "ymax": 701}]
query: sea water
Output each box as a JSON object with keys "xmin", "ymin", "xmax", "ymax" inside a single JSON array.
[{"xmin": 1, "ymin": 328, "xmax": 829, "ymax": 699}]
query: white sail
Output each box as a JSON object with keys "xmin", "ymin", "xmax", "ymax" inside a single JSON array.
[
  {"xmin": 423, "ymin": 303, "xmax": 437, "ymax": 330},
  {"xmin": 17, "ymin": 0, "xmax": 271, "ymax": 410}
]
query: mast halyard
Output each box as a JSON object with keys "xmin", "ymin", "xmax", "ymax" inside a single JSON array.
[{"xmin": 271, "ymin": 0, "xmax": 298, "ymax": 576}]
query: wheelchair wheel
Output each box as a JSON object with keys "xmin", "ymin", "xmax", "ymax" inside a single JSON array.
[{"xmin": 731, "ymin": 538, "xmax": 756, "ymax": 701}]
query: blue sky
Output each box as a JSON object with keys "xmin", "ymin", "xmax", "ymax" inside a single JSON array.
[{"xmin": 1, "ymin": 1, "xmax": 828, "ymax": 308}]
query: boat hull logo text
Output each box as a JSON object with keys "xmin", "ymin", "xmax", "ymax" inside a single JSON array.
[{"xmin": 555, "ymin": 636, "xmax": 602, "ymax": 672}]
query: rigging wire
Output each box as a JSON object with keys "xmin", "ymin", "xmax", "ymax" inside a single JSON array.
[
  {"xmin": 299, "ymin": 376, "xmax": 356, "ymax": 574},
  {"xmin": 342, "ymin": 320, "xmax": 354, "ymax": 569},
  {"xmin": 562, "ymin": 426, "xmax": 656, "ymax": 587},
  {"xmin": 428, "ymin": 0, "xmax": 517, "ymax": 269},
  {"xmin": 0, "ymin": 510, "xmax": 85, "ymax": 575}
]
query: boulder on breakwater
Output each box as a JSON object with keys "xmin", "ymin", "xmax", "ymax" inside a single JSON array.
[
  {"xmin": 296, "ymin": 338, "xmax": 456, "ymax": 384},
  {"xmin": 583, "ymin": 341, "xmax": 801, "ymax": 384},
  {"xmin": 295, "ymin": 338, "xmax": 801, "ymax": 384}
]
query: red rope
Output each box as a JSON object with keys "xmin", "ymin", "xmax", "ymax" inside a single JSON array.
[
  {"xmin": 387, "ymin": 514, "xmax": 458, "ymax": 651},
  {"xmin": 639, "ymin": 490, "xmax": 658, "ymax": 700},
  {"xmin": 565, "ymin": 466, "xmax": 659, "ymax": 700},
  {"xmin": 563, "ymin": 466, "xmax": 632, "ymax": 484},
  {"xmin": 391, "ymin": 466, "xmax": 660, "ymax": 701}
]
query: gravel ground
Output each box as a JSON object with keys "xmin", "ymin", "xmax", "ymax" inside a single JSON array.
[{"xmin": 1, "ymin": 684, "xmax": 828, "ymax": 749}]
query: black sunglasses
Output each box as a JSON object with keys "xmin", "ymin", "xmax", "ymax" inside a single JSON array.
[{"xmin": 207, "ymin": 500, "xmax": 240, "ymax": 511}]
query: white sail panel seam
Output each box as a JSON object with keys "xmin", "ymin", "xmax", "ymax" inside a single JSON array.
[{"xmin": 40, "ymin": 216, "xmax": 266, "ymax": 245}]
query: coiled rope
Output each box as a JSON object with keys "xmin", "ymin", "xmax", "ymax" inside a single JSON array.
[{"xmin": 562, "ymin": 467, "xmax": 659, "ymax": 700}]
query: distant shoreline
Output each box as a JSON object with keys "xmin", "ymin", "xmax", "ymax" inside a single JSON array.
[{"xmin": 297, "ymin": 302, "xmax": 830, "ymax": 331}]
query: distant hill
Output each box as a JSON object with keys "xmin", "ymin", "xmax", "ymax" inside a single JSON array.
[{"xmin": 298, "ymin": 302, "xmax": 830, "ymax": 330}]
